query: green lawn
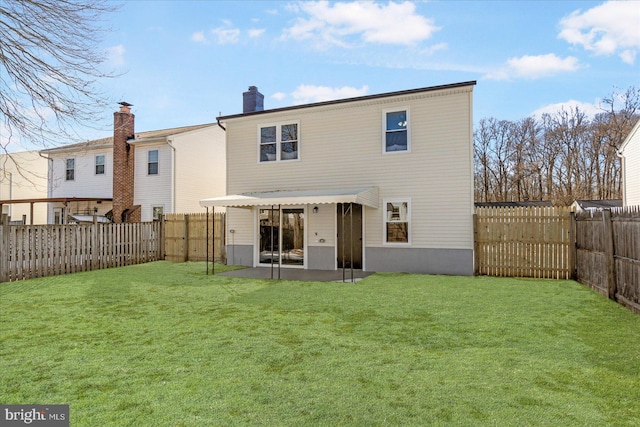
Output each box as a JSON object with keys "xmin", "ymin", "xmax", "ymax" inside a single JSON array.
[{"xmin": 1, "ymin": 262, "xmax": 639, "ymax": 426}]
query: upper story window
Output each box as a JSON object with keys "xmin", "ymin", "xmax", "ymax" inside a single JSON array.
[
  {"xmin": 148, "ymin": 150, "xmax": 158, "ymax": 175},
  {"xmin": 383, "ymin": 108, "xmax": 410, "ymax": 153},
  {"xmin": 95, "ymin": 155, "xmax": 105, "ymax": 175},
  {"xmin": 384, "ymin": 199, "xmax": 411, "ymax": 244},
  {"xmin": 65, "ymin": 158, "xmax": 75, "ymax": 181},
  {"xmin": 259, "ymin": 122, "xmax": 299, "ymax": 162}
]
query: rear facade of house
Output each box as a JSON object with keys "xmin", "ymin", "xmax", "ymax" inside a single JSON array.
[
  {"xmin": 620, "ymin": 118, "xmax": 640, "ymax": 207},
  {"xmin": 204, "ymin": 81, "xmax": 476, "ymax": 275}
]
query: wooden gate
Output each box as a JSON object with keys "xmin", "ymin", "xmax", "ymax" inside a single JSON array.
[
  {"xmin": 474, "ymin": 206, "xmax": 574, "ymax": 279},
  {"xmin": 164, "ymin": 213, "xmax": 225, "ymax": 263}
]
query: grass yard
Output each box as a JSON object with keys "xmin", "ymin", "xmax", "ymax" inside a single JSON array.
[{"xmin": 1, "ymin": 262, "xmax": 639, "ymax": 426}]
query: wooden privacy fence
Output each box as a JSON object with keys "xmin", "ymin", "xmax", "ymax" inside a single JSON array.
[
  {"xmin": 0, "ymin": 222, "xmax": 162, "ymax": 283},
  {"xmin": 474, "ymin": 207, "xmax": 574, "ymax": 279},
  {"xmin": 575, "ymin": 207, "xmax": 640, "ymax": 314},
  {"xmin": 164, "ymin": 213, "xmax": 225, "ymax": 263}
]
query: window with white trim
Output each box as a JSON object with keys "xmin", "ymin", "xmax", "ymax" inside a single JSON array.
[
  {"xmin": 95, "ymin": 155, "xmax": 105, "ymax": 175},
  {"xmin": 383, "ymin": 108, "xmax": 410, "ymax": 153},
  {"xmin": 384, "ymin": 199, "xmax": 410, "ymax": 244},
  {"xmin": 148, "ymin": 150, "xmax": 158, "ymax": 175},
  {"xmin": 152, "ymin": 206, "xmax": 164, "ymax": 220},
  {"xmin": 65, "ymin": 158, "xmax": 75, "ymax": 181},
  {"xmin": 259, "ymin": 122, "xmax": 299, "ymax": 162}
]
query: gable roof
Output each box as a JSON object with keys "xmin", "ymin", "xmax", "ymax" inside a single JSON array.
[
  {"xmin": 475, "ymin": 200, "xmax": 553, "ymax": 208},
  {"xmin": 40, "ymin": 123, "xmax": 215, "ymax": 154},
  {"xmin": 573, "ymin": 199, "xmax": 623, "ymax": 210},
  {"xmin": 218, "ymin": 80, "xmax": 477, "ymax": 121}
]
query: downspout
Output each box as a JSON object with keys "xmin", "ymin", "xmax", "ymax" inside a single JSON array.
[
  {"xmin": 39, "ymin": 151, "xmax": 54, "ymax": 223},
  {"xmin": 616, "ymin": 149, "xmax": 625, "ymax": 206},
  {"xmin": 167, "ymin": 138, "xmax": 177, "ymax": 214},
  {"xmin": 217, "ymin": 117, "xmax": 226, "ymax": 131}
]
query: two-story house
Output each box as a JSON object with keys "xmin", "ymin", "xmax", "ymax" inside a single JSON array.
[
  {"xmin": 41, "ymin": 103, "xmax": 226, "ymax": 223},
  {"xmin": 0, "ymin": 150, "xmax": 49, "ymax": 224},
  {"xmin": 201, "ymin": 82, "xmax": 476, "ymax": 275},
  {"xmin": 619, "ymin": 118, "xmax": 640, "ymax": 207}
]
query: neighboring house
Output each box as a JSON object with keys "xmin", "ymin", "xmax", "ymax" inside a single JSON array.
[
  {"xmin": 201, "ymin": 82, "xmax": 476, "ymax": 275},
  {"xmin": 619, "ymin": 118, "xmax": 640, "ymax": 207},
  {"xmin": 571, "ymin": 199, "xmax": 623, "ymax": 214},
  {"xmin": 0, "ymin": 150, "xmax": 48, "ymax": 224},
  {"xmin": 475, "ymin": 200, "xmax": 553, "ymax": 208},
  {"xmin": 40, "ymin": 103, "xmax": 226, "ymax": 223}
]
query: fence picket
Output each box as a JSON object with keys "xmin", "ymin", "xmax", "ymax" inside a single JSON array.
[{"xmin": 0, "ymin": 222, "xmax": 163, "ymax": 283}]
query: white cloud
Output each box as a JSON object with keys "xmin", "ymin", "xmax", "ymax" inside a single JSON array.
[
  {"xmin": 191, "ymin": 31, "xmax": 207, "ymax": 43},
  {"xmin": 212, "ymin": 25, "xmax": 241, "ymax": 44},
  {"xmin": 531, "ymin": 99, "xmax": 602, "ymax": 119},
  {"xmin": 283, "ymin": 1, "xmax": 439, "ymax": 48},
  {"xmin": 558, "ymin": 0, "xmax": 640, "ymax": 64},
  {"xmin": 271, "ymin": 92, "xmax": 287, "ymax": 101},
  {"xmin": 248, "ymin": 28, "xmax": 266, "ymax": 38},
  {"xmin": 105, "ymin": 44, "xmax": 125, "ymax": 66},
  {"xmin": 419, "ymin": 42, "xmax": 448, "ymax": 56},
  {"xmin": 290, "ymin": 84, "xmax": 369, "ymax": 104},
  {"xmin": 485, "ymin": 54, "xmax": 581, "ymax": 80}
]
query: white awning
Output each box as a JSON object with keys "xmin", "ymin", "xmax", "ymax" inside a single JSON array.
[{"xmin": 200, "ymin": 187, "xmax": 379, "ymax": 208}]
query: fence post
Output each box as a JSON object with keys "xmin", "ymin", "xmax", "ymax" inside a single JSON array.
[
  {"xmin": 183, "ymin": 214, "xmax": 189, "ymax": 262},
  {"xmin": 473, "ymin": 213, "xmax": 479, "ymax": 275},
  {"xmin": 569, "ymin": 211, "xmax": 577, "ymax": 280},
  {"xmin": 0, "ymin": 225, "xmax": 7, "ymax": 282},
  {"xmin": 602, "ymin": 209, "xmax": 617, "ymax": 300},
  {"xmin": 159, "ymin": 217, "xmax": 165, "ymax": 260}
]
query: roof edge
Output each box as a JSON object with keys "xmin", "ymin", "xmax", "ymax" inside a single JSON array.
[{"xmin": 218, "ymin": 80, "xmax": 477, "ymax": 121}]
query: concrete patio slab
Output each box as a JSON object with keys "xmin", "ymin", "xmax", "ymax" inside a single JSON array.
[{"xmin": 214, "ymin": 267, "xmax": 374, "ymax": 282}]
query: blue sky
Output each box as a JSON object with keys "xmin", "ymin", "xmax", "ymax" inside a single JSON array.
[{"xmin": 19, "ymin": 0, "xmax": 640, "ymax": 144}]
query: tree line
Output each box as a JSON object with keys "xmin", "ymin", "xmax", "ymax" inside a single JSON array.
[{"xmin": 474, "ymin": 86, "xmax": 639, "ymax": 206}]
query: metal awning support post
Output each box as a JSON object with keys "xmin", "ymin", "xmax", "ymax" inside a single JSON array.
[
  {"xmin": 212, "ymin": 208, "xmax": 215, "ymax": 276},
  {"xmin": 206, "ymin": 207, "xmax": 209, "ymax": 275},
  {"xmin": 278, "ymin": 204, "xmax": 281, "ymax": 280},
  {"xmin": 350, "ymin": 202, "xmax": 354, "ymax": 283},
  {"xmin": 270, "ymin": 205, "xmax": 275, "ymax": 279},
  {"xmin": 341, "ymin": 203, "xmax": 345, "ymax": 283}
]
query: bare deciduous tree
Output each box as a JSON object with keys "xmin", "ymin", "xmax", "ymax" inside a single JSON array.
[
  {"xmin": 473, "ymin": 86, "xmax": 639, "ymax": 205},
  {"xmin": 0, "ymin": 0, "xmax": 119, "ymax": 153}
]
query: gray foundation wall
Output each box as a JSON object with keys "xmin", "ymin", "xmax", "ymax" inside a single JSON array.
[
  {"xmin": 366, "ymin": 247, "xmax": 474, "ymax": 276},
  {"xmin": 225, "ymin": 245, "xmax": 254, "ymax": 267},
  {"xmin": 307, "ymin": 246, "xmax": 335, "ymax": 270}
]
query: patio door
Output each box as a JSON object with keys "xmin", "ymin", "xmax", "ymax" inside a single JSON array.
[
  {"xmin": 258, "ymin": 207, "xmax": 305, "ymax": 267},
  {"xmin": 337, "ymin": 203, "xmax": 362, "ymax": 269}
]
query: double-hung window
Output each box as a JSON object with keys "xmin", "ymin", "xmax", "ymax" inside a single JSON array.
[
  {"xmin": 259, "ymin": 122, "xmax": 299, "ymax": 162},
  {"xmin": 383, "ymin": 108, "xmax": 410, "ymax": 153},
  {"xmin": 152, "ymin": 206, "xmax": 164, "ymax": 221},
  {"xmin": 148, "ymin": 150, "xmax": 159, "ymax": 175},
  {"xmin": 95, "ymin": 155, "xmax": 105, "ymax": 175},
  {"xmin": 65, "ymin": 158, "xmax": 75, "ymax": 181},
  {"xmin": 384, "ymin": 199, "xmax": 411, "ymax": 244}
]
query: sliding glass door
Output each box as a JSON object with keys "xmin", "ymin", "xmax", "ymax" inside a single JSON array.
[{"xmin": 258, "ymin": 207, "xmax": 305, "ymax": 266}]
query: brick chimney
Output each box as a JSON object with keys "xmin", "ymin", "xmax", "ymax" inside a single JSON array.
[
  {"xmin": 112, "ymin": 102, "xmax": 139, "ymax": 223},
  {"xmin": 243, "ymin": 86, "xmax": 264, "ymax": 113}
]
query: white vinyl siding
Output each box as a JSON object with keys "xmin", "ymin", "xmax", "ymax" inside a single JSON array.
[
  {"xmin": 621, "ymin": 121, "xmax": 640, "ymax": 207},
  {"xmin": 134, "ymin": 144, "xmax": 171, "ymax": 221},
  {"xmin": 49, "ymin": 150, "xmax": 113, "ymax": 199},
  {"xmin": 225, "ymin": 85, "xmax": 474, "ymax": 250},
  {"xmin": 172, "ymin": 125, "xmax": 226, "ymax": 214}
]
